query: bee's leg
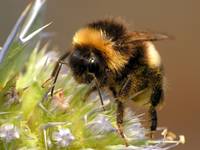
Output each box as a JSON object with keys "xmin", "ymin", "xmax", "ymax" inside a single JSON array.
[
  {"xmin": 149, "ymin": 84, "xmax": 164, "ymax": 138},
  {"xmin": 149, "ymin": 106, "xmax": 157, "ymax": 138},
  {"xmin": 88, "ymin": 73, "xmax": 105, "ymax": 110},
  {"xmin": 41, "ymin": 61, "xmax": 64, "ymax": 94},
  {"xmin": 42, "ymin": 52, "xmax": 70, "ymax": 89},
  {"xmin": 118, "ymin": 76, "xmax": 132, "ymax": 97},
  {"xmin": 116, "ymin": 100, "xmax": 129, "ymax": 146},
  {"xmin": 50, "ymin": 62, "xmax": 62, "ymax": 97},
  {"xmin": 50, "ymin": 52, "xmax": 70, "ymax": 97},
  {"xmin": 41, "ymin": 77, "xmax": 53, "ymax": 88}
]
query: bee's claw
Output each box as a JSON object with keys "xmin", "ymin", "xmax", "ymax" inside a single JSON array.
[
  {"xmin": 117, "ymin": 124, "xmax": 129, "ymax": 147},
  {"xmin": 148, "ymin": 130, "xmax": 156, "ymax": 139}
]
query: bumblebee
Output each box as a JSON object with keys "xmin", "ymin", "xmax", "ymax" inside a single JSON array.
[{"xmin": 50, "ymin": 18, "xmax": 168, "ymax": 145}]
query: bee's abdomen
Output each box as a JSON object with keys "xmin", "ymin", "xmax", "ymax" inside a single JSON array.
[{"xmin": 143, "ymin": 42, "xmax": 162, "ymax": 68}]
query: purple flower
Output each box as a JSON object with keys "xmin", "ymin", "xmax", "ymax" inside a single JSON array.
[
  {"xmin": 124, "ymin": 122, "xmax": 146, "ymax": 140},
  {"xmin": 0, "ymin": 123, "xmax": 20, "ymax": 142},
  {"xmin": 87, "ymin": 114, "xmax": 116, "ymax": 135},
  {"xmin": 52, "ymin": 128, "xmax": 75, "ymax": 147}
]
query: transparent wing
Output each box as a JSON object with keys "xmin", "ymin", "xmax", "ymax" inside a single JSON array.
[{"xmin": 129, "ymin": 31, "xmax": 170, "ymax": 42}]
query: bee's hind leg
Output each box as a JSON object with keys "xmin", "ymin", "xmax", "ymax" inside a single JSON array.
[
  {"xmin": 149, "ymin": 84, "xmax": 164, "ymax": 138},
  {"xmin": 116, "ymin": 100, "xmax": 129, "ymax": 147}
]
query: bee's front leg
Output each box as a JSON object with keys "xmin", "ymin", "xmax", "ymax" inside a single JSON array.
[{"xmin": 116, "ymin": 100, "xmax": 129, "ymax": 147}]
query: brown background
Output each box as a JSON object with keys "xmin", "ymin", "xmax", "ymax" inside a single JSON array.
[{"xmin": 0, "ymin": 0, "xmax": 200, "ymax": 149}]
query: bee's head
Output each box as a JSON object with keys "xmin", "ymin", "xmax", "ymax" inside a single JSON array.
[
  {"xmin": 69, "ymin": 25, "xmax": 129, "ymax": 83},
  {"xmin": 69, "ymin": 45, "xmax": 106, "ymax": 84}
]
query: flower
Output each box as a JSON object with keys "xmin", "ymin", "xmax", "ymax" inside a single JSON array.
[
  {"xmin": 0, "ymin": 123, "xmax": 20, "ymax": 142},
  {"xmin": 87, "ymin": 114, "xmax": 116, "ymax": 135},
  {"xmin": 50, "ymin": 89, "xmax": 70, "ymax": 112},
  {"xmin": 52, "ymin": 128, "xmax": 75, "ymax": 147},
  {"xmin": 124, "ymin": 122, "xmax": 146, "ymax": 140},
  {"xmin": 123, "ymin": 109, "xmax": 146, "ymax": 141}
]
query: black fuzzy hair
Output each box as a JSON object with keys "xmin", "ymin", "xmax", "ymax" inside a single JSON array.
[{"xmin": 88, "ymin": 19, "xmax": 127, "ymax": 41}]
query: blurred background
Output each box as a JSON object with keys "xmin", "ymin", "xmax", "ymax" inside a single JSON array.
[{"xmin": 0, "ymin": 0, "xmax": 199, "ymax": 149}]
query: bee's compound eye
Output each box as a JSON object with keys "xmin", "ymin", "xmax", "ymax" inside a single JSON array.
[
  {"xmin": 89, "ymin": 57, "xmax": 95, "ymax": 63},
  {"xmin": 69, "ymin": 50, "xmax": 88, "ymax": 74},
  {"xmin": 88, "ymin": 57, "xmax": 99, "ymax": 73}
]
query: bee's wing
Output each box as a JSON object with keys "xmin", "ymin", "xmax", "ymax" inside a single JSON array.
[{"xmin": 129, "ymin": 31, "xmax": 170, "ymax": 42}]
